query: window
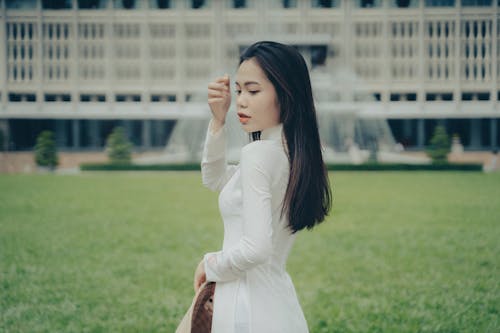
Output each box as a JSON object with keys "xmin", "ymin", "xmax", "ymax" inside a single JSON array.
[
  {"xmin": 391, "ymin": 0, "xmax": 419, "ymax": 7},
  {"xmin": 233, "ymin": 0, "xmax": 246, "ymax": 8},
  {"xmin": 42, "ymin": 0, "xmax": 72, "ymax": 9},
  {"xmin": 151, "ymin": 94, "xmax": 176, "ymax": 102},
  {"xmin": 312, "ymin": 0, "xmax": 337, "ymax": 8},
  {"xmin": 116, "ymin": 94, "xmax": 141, "ymax": 102},
  {"xmin": 462, "ymin": 0, "xmax": 491, "ymax": 5},
  {"xmin": 80, "ymin": 94, "xmax": 106, "ymax": 102},
  {"xmin": 113, "ymin": 0, "xmax": 135, "ymax": 9},
  {"xmin": 150, "ymin": 0, "xmax": 172, "ymax": 9},
  {"xmin": 45, "ymin": 94, "xmax": 71, "ymax": 102},
  {"xmin": 192, "ymin": 0, "xmax": 205, "ymax": 9},
  {"xmin": 425, "ymin": 0, "xmax": 455, "ymax": 5},
  {"xmin": 460, "ymin": 92, "xmax": 490, "ymax": 101},
  {"xmin": 311, "ymin": 45, "xmax": 327, "ymax": 68},
  {"xmin": 358, "ymin": 0, "xmax": 382, "ymax": 7},
  {"xmin": 283, "ymin": 0, "xmax": 298, "ymax": 8},
  {"xmin": 78, "ymin": 0, "xmax": 108, "ymax": 9},
  {"xmin": 9, "ymin": 93, "xmax": 36, "ymax": 102},
  {"xmin": 6, "ymin": 0, "xmax": 37, "ymax": 9},
  {"xmin": 391, "ymin": 93, "xmax": 417, "ymax": 101}
]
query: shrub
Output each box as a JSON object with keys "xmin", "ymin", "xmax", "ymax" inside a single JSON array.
[
  {"xmin": 0, "ymin": 128, "xmax": 4, "ymax": 151},
  {"xmin": 105, "ymin": 127, "xmax": 133, "ymax": 164},
  {"xmin": 34, "ymin": 130, "xmax": 59, "ymax": 169},
  {"xmin": 426, "ymin": 125, "xmax": 450, "ymax": 164}
]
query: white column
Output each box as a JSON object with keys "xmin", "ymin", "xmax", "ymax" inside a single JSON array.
[
  {"xmin": 140, "ymin": 1, "xmax": 150, "ymax": 109},
  {"xmin": 470, "ymin": 119, "xmax": 481, "ymax": 148},
  {"xmin": 453, "ymin": 0, "xmax": 461, "ymax": 104},
  {"xmin": 142, "ymin": 119, "xmax": 151, "ymax": 148},
  {"xmin": 0, "ymin": 119, "xmax": 9, "ymax": 150},
  {"xmin": 55, "ymin": 119, "xmax": 66, "ymax": 147},
  {"xmin": 123, "ymin": 119, "xmax": 133, "ymax": 141},
  {"xmin": 381, "ymin": 0, "xmax": 390, "ymax": 105},
  {"xmin": 105, "ymin": 0, "xmax": 114, "ymax": 105},
  {"xmin": 0, "ymin": 0, "xmax": 7, "ymax": 109},
  {"xmin": 258, "ymin": 0, "xmax": 267, "ymax": 41},
  {"xmin": 72, "ymin": 119, "xmax": 80, "ymax": 149},
  {"xmin": 417, "ymin": 0, "xmax": 425, "ymax": 105},
  {"xmin": 213, "ymin": 0, "xmax": 223, "ymax": 73},
  {"xmin": 491, "ymin": 1, "xmax": 497, "ymax": 103},
  {"xmin": 90, "ymin": 120, "xmax": 100, "ymax": 148},
  {"xmin": 71, "ymin": 0, "xmax": 79, "ymax": 109},
  {"xmin": 153, "ymin": 120, "xmax": 162, "ymax": 146},
  {"xmin": 417, "ymin": 118, "xmax": 425, "ymax": 147},
  {"xmin": 342, "ymin": 0, "xmax": 353, "ymax": 102},
  {"xmin": 490, "ymin": 119, "xmax": 497, "ymax": 149},
  {"xmin": 175, "ymin": 0, "xmax": 185, "ymax": 103},
  {"xmin": 36, "ymin": 0, "xmax": 44, "ymax": 105}
]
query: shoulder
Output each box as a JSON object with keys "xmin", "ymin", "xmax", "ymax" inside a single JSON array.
[
  {"xmin": 242, "ymin": 139, "xmax": 280, "ymax": 155},
  {"xmin": 240, "ymin": 140, "xmax": 288, "ymax": 175},
  {"xmin": 241, "ymin": 140, "xmax": 286, "ymax": 161}
]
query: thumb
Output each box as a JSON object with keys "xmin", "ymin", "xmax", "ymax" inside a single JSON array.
[{"xmin": 223, "ymin": 73, "xmax": 230, "ymax": 87}]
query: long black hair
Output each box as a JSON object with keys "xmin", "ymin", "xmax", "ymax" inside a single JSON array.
[{"xmin": 239, "ymin": 41, "xmax": 332, "ymax": 233}]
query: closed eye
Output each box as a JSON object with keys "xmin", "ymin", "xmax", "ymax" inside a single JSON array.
[{"xmin": 249, "ymin": 91, "xmax": 260, "ymax": 95}]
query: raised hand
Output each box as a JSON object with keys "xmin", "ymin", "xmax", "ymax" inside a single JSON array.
[{"xmin": 207, "ymin": 75, "xmax": 231, "ymax": 130}]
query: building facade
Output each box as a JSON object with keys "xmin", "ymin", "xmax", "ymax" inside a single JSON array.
[{"xmin": 0, "ymin": 0, "xmax": 499, "ymax": 151}]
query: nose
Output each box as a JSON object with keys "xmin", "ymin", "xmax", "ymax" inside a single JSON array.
[{"xmin": 236, "ymin": 93, "xmax": 247, "ymax": 109}]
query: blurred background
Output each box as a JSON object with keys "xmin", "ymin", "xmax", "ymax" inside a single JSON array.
[
  {"xmin": 1, "ymin": 2, "xmax": 499, "ymax": 332},
  {"xmin": 0, "ymin": 0, "xmax": 499, "ymax": 171}
]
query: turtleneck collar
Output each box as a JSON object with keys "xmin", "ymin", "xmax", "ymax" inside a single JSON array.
[{"xmin": 260, "ymin": 123, "xmax": 284, "ymax": 142}]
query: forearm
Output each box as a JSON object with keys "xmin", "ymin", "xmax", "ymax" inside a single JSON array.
[
  {"xmin": 201, "ymin": 119, "xmax": 232, "ymax": 192},
  {"xmin": 203, "ymin": 236, "xmax": 272, "ymax": 282}
]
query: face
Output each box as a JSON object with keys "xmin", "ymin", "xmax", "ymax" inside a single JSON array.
[{"xmin": 235, "ymin": 58, "xmax": 281, "ymax": 133}]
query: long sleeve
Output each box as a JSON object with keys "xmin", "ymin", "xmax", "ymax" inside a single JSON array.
[
  {"xmin": 201, "ymin": 119, "xmax": 238, "ymax": 192},
  {"xmin": 204, "ymin": 141, "xmax": 276, "ymax": 282}
]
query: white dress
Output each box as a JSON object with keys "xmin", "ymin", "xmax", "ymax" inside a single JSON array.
[{"xmin": 201, "ymin": 120, "xmax": 309, "ymax": 333}]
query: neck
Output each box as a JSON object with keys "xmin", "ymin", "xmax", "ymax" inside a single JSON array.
[{"xmin": 260, "ymin": 123, "xmax": 284, "ymax": 141}]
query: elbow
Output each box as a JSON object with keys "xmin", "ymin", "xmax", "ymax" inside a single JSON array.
[
  {"xmin": 201, "ymin": 173, "xmax": 220, "ymax": 192},
  {"xmin": 250, "ymin": 250, "xmax": 271, "ymax": 265},
  {"xmin": 241, "ymin": 237, "xmax": 272, "ymax": 265},
  {"xmin": 201, "ymin": 163, "xmax": 220, "ymax": 192}
]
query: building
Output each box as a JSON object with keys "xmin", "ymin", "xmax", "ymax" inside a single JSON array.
[{"xmin": 0, "ymin": 0, "xmax": 499, "ymax": 151}]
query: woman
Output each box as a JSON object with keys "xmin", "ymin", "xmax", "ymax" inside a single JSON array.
[{"xmin": 195, "ymin": 41, "xmax": 332, "ymax": 333}]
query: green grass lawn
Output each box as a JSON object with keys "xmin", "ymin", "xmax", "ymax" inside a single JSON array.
[{"xmin": 1, "ymin": 171, "xmax": 499, "ymax": 333}]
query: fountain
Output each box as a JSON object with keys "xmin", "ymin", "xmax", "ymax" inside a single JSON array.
[{"xmin": 136, "ymin": 46, "xmax": 428, "ymax": 165}]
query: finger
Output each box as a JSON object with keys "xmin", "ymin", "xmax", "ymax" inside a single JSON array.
[
  {"xmin": 208, "ymin": 97, "xmax": 224, "ymax": 104},
  {"xmin": 208, "ymin": 82, "xmax": 225, "ymax": 90},
  {"xmin": 216, "ymin": 76, "xmax": 231, "ymax": 89},
  {"xmin": 215, "ymin": 76, "xmax": 227, "ymax": 83},
  {"xmin": 208, "ymin": 89, "xmax": 223, "ymax": 98},
  {"xmin": 208, "ymin": 91, "xmax": 230, "ymax": 100}
]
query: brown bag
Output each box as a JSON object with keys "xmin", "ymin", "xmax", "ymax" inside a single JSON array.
[{"xmin": 176, "ymin": 282, "xmax": 216, "ymax": 333}]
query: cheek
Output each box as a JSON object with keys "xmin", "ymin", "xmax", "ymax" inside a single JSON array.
[{"xmin": 266, "ymin": 95, "xmax": 280, "ymax": 121}]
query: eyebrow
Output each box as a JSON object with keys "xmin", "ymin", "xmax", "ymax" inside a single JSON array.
[{"xmin": 235, "ymin": 81, "xmax": 261, "ymax": 87}]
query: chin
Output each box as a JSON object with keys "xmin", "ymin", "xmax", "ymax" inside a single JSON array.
[{"xmin": 240, "ymin": 124, "xmax": 254, "ymax": 133}]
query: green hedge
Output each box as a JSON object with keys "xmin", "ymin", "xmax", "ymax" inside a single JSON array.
[
  {"xmin": 326, "ymin": 162, "xmax": 482, "ymax": 171},
  {"xmin": 80, "ymin": 163, "xmax": 201, "ymax": 171},
  {"xmin": 80, "ymin": 162, "xmax": 482, "ymax": 172}
]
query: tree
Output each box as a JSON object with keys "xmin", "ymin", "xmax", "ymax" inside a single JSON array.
[
  {"xmin": 34, "ymin": 130, "xmax": 59, "ymax": 170},
  {"xmin": 106, "ymin": 126, "xmax": 132, "ymax": 164},
  {"xmin": 426, "ymin": 125, "xmax": 450, "ymax": 164}
]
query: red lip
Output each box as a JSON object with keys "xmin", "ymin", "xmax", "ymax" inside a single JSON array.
[{"xmin": 237, "ymin": 112, "xmax": 251, "ymax": 119}]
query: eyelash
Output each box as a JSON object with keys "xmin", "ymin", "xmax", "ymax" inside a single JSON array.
[{"xmin": 235, "ymin": 90, "xmax": 259, "ymax": 95}]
